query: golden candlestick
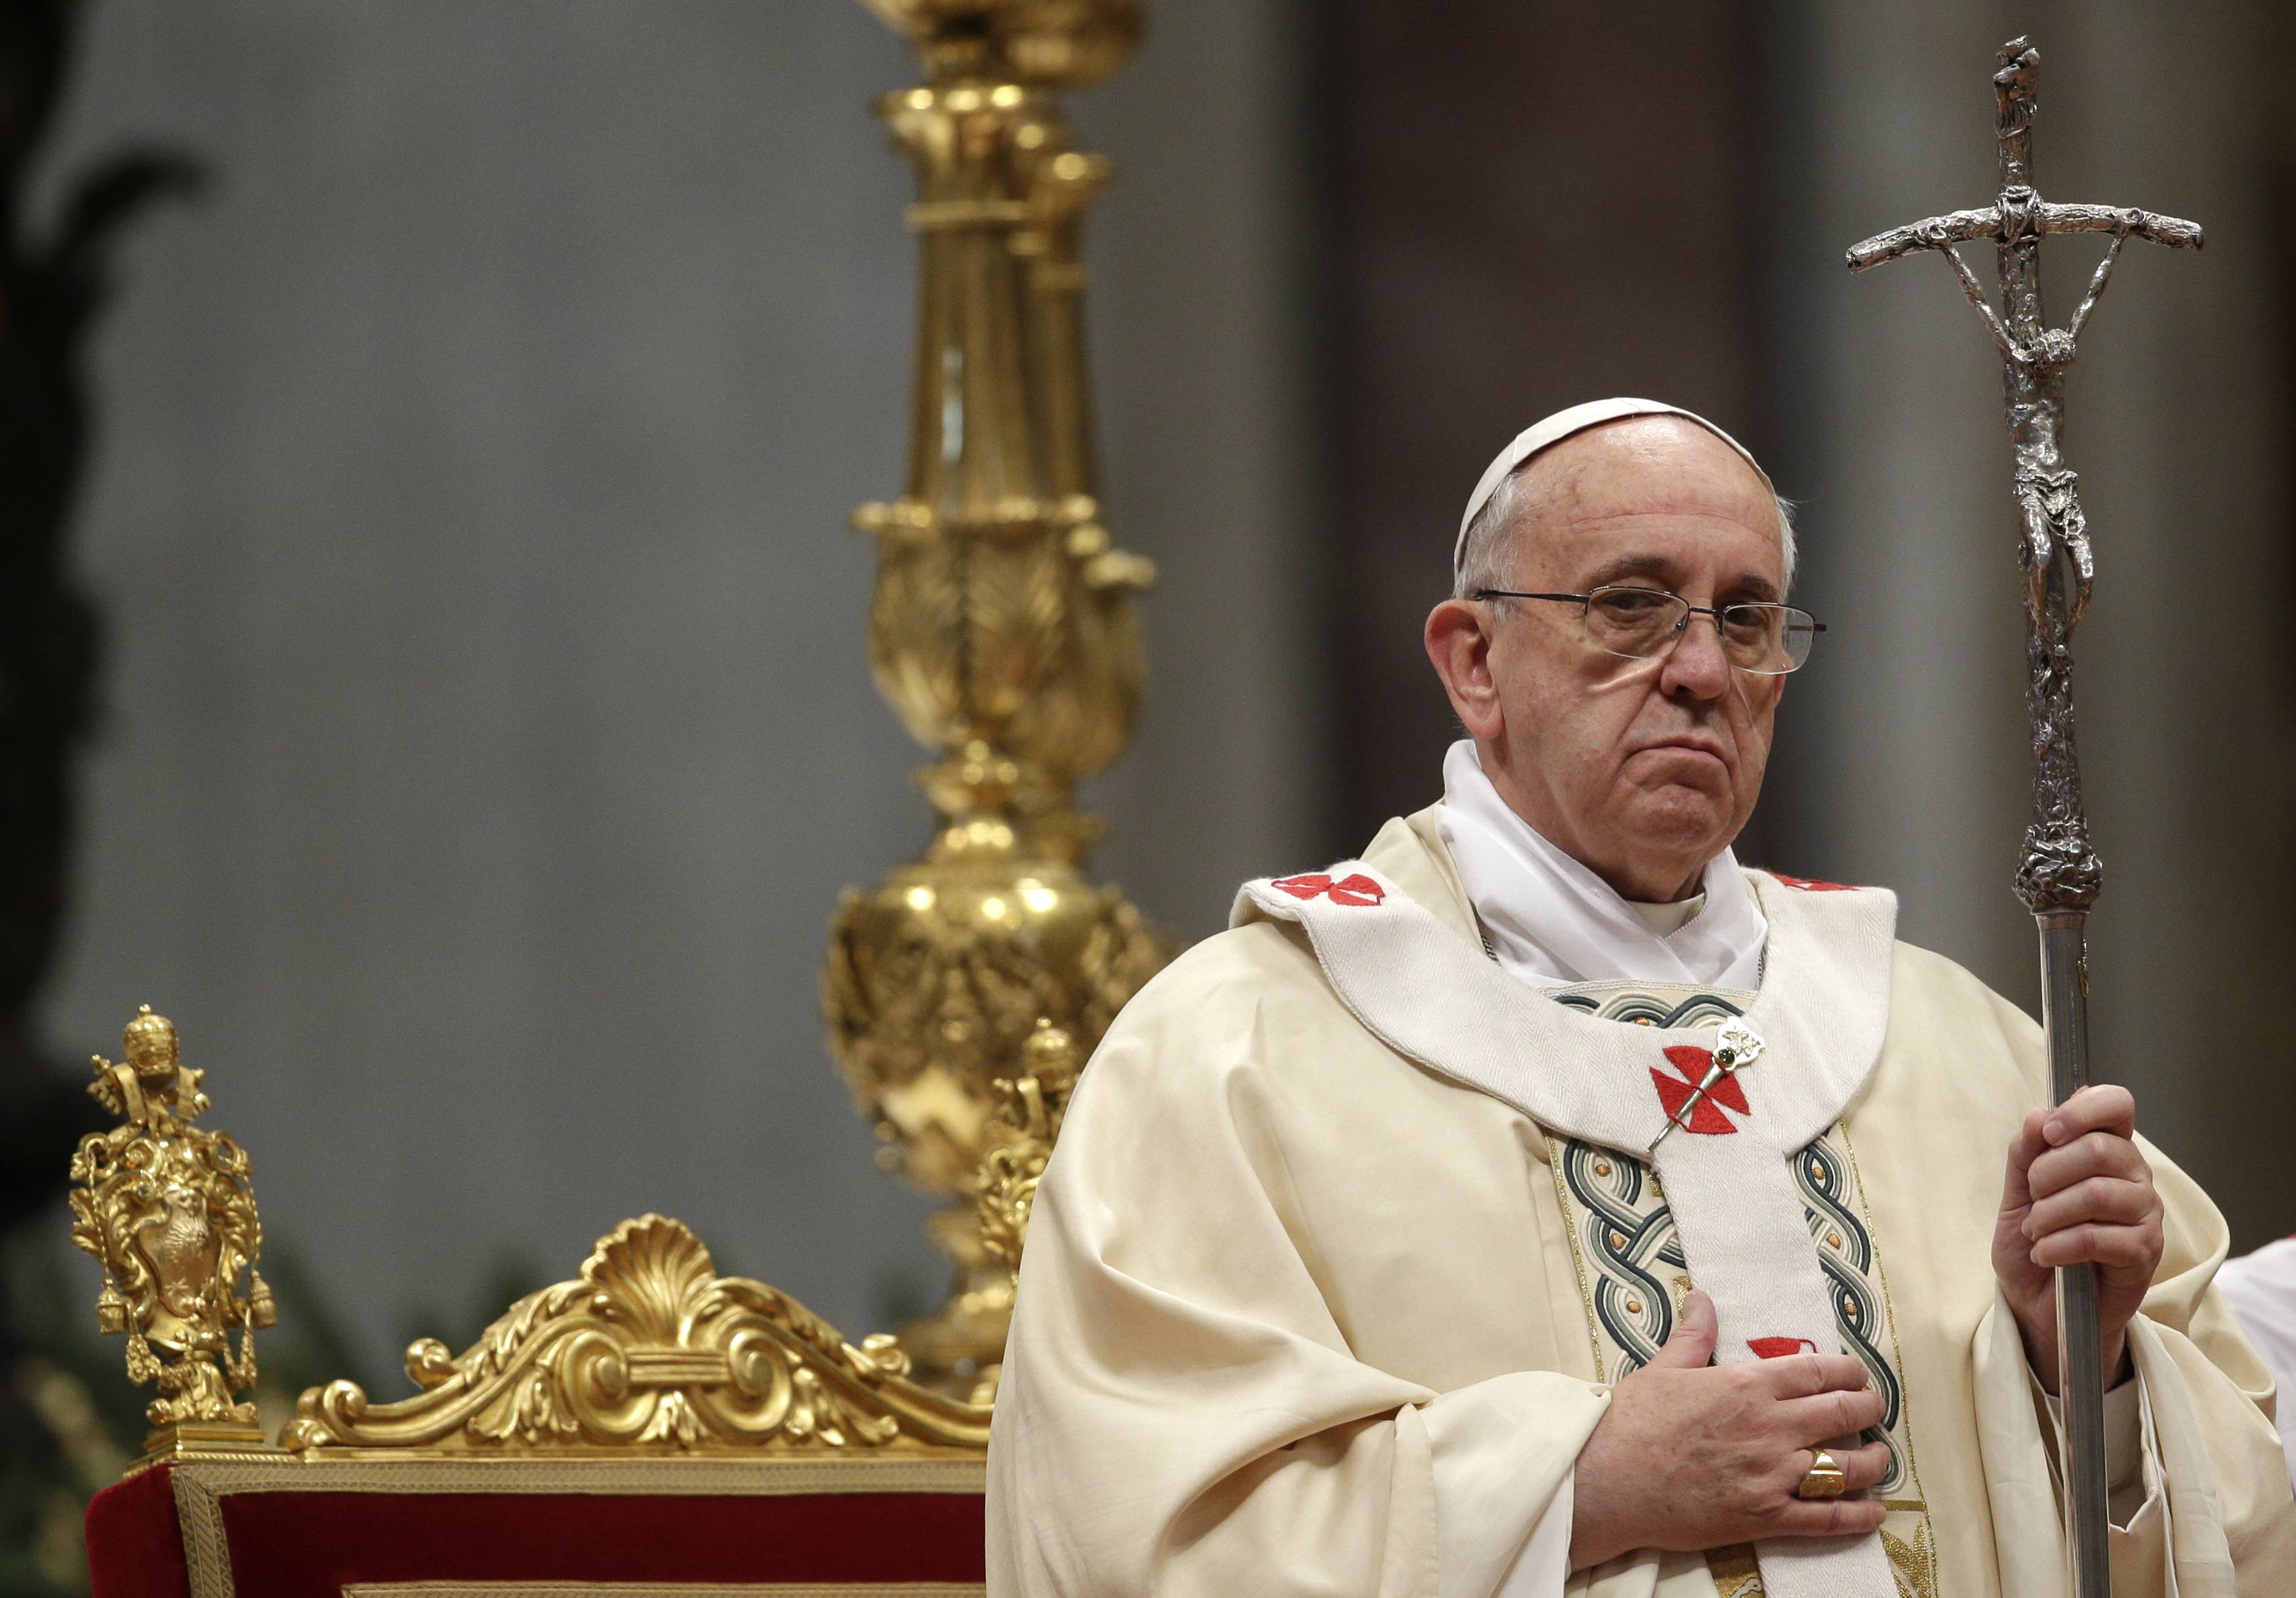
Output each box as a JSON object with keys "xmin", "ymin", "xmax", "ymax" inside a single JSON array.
[{"xmin": 827, "ymin": 0, "xmax": 1173, "ymax": 1390}]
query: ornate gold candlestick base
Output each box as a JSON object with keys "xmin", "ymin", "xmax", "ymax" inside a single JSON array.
[{"xmin": 827, "ymin": 788, "xmax": 1169, "ymax": 1389}]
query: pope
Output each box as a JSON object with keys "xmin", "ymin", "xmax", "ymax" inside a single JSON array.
[{"xmin": 984, "ymin": 400, "xmax": 2295, "ymax": 1597}]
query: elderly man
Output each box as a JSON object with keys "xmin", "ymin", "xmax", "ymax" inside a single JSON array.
[{"xmin": 984, "ymin": 400, "xmax": 2295, "ymax": 1597}]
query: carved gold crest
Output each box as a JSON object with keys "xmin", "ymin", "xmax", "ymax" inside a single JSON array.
[{"xmin": 67, "ymin": 1006, "xmax": 278, "ymax": 1457}]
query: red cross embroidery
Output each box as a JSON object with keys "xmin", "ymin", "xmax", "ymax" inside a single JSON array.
[
  {"xmin": 1270, "ymin": 872, "xmax": 1385, "ymax": 907},
  {"xmin": 1649, "ymin": 1044, "xmax": 1750, "ymax": 1135},
  {"xmin": 1771, "ymin": 872, "xmax": 1857, "ymax": 891},
  {"xmin": 1748, "ymin": 1336, "xmax": 1820, "ymax": 1359}
]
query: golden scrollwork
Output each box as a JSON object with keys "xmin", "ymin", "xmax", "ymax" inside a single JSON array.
[
  {"xmin": 974, "ymin": 1017, "xmax": 1082, "ymax": 1279},
  {"xmin": 282, "ymin": 1215, "xmax": 991, "ymax": 1455},
  {"xmin": 830, "ymin": 0, "xmax": 1174, "ymax": 1389},
  {"xmin": 67, "ymin": 1006, "xmax": 280, "ymax": 1460}
]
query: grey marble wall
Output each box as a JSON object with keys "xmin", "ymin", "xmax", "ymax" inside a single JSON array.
[{"xmin": 37, "ymin": 0, "xmax": 1326, "ymax": 1374}]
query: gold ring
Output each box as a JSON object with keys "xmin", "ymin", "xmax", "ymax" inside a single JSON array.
[{"xmin": 1797, "ymin": 1448, "xmax": 1849, "ymax": 1500}]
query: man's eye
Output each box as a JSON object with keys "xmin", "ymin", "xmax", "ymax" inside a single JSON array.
[{"xmin": 1595, "ymin": 590, "xmax": 1670, "ymax": 616}]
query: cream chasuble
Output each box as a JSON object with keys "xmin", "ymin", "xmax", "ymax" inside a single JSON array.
[{"xmin": 985, "ymin": 809, "xmax": 2296, "ymax": 1598}]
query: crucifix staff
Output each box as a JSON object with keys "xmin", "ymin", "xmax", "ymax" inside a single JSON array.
[{"xmin": 1845, "ymin": 37, "xmax": 2202, "ymax": 1598}]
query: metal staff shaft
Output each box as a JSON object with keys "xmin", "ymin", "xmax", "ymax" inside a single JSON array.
[
  {"xmin": 2041, "ymin": 914, "xmax": 2109, "ymax": 1594},
  {"xmin": 1845, "ymin": 37, "xmax": 2202, "ymax": 1598}
]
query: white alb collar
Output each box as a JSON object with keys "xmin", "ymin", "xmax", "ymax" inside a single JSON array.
[{"xmin": 1435, "ymin": 740, "xmax": 1767, "ymax": 991}]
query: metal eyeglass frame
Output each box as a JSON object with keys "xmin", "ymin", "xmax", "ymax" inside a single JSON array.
[{"xmin": 1471, "ymin": 586, "xmax": 1826, "ymax": 675}]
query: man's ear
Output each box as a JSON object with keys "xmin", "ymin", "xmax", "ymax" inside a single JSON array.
[{"xmin": 1424, "ymin": 598, "xmax": 1504, "ymax": 740}]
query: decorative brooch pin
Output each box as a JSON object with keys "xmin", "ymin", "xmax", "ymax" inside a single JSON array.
[{"xmin": 1647, "ymin": 1018, "xmax": 1766, "ymax": 1153}]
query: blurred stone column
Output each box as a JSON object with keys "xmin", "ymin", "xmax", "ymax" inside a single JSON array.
[{"xmin": 1760, "ymin": 3, "xmax": 2296, "ymax": 1242}]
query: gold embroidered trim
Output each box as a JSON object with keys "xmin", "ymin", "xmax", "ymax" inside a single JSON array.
[
  {"xmin": 1881, "ymin": 1522, "xmax": 1940, "ymax": 1598},
  {"xmin": 170, "ymin": 1469, "xmax": 234, "ymax": 1598},
  {"xmin": 1704, "ymin": 1543, "xmax": 1764, "ymax": 1596},
  {"xmin": 1543, "ymin": 1131, "xmax": 1609, "ymax": 1380},
  {"xmin": 174, "ymin": 1455, "xmax": 986, "ymax": 1496},
  {"xmin": 1840, "ymin": 1129, "xmax": 1929, "ymax": 1502}
]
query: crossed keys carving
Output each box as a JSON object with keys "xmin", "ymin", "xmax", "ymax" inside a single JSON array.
[{"xmin": 1845, "ymin": 36, "xmax": 2201, "ymax": 918}]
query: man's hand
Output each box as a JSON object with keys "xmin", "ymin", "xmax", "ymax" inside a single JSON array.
[
  {"xmin": 1992, "ymin": 1083, "xmax": 2164, "ymax": 1395},
  {"xmin": 1568, "ymin": 1290, "xmax": 1891, "ymax": 1571}
]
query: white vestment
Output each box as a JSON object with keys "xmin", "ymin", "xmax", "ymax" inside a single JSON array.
[
  {"xmin": 985, "ymin": 809, "xmax": 2296, "ymax": 1597},
  {"xmin": 1435, "ymin": 739, "xmax": 1766, "ymax": 990},
  {"xmin": 2217, "ymin": 1237, "xmax": 2296, "ymax": 1481}
]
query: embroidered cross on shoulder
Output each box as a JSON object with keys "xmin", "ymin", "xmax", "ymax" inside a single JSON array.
[{"xmin": 1269, "ymin": 872, "xmax": 1385, "ymax": 907}]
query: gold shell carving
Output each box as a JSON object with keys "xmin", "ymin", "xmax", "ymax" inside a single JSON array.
[{"xmin": 281, "ymin": 1216, "xmax": 990, "ymax": 1455}]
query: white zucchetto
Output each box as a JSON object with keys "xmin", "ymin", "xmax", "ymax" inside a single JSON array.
[{"xmin": 1454, "ymin": 397, "xmax": 1774, "ymax": 580}]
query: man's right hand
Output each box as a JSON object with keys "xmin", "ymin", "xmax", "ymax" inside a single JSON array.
[{"xmin": 1568, "ymin": 1290, "xmax": 1893, "ymax": 1572}]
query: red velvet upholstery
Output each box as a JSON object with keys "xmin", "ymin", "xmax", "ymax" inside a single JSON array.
[
  {"xmin": 86, "ymin": 1467, "xmax": 190, "ymax": 1598},
  {"xmin": 86, "ymin": 1461, "xmax": 987, "ymax": 1598}
]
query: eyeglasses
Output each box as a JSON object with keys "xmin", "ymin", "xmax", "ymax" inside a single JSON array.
[{"xmin": 1473, "ymin": 586, "xmax": 1825, "ymax": 674}]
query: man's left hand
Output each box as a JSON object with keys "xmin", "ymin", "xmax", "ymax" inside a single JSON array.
[{"xmin": 1992, "ymin": 1083, "xmax": 2164, "ymax": 1395}]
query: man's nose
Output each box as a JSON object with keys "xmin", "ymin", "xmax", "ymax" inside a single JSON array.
[{"xmin": 1658, "ymin": 614, "xmax": 1733, "ymax": 702}]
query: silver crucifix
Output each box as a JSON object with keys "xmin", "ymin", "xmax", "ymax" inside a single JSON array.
[{"xmin": 1845, "ymin": 37, "xmax": 2202, "ymax": 1598}]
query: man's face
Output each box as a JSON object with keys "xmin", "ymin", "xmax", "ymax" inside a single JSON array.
[{"xmin": 1427, "ymin": 417, "xmax": 1788, "ymax": 901}]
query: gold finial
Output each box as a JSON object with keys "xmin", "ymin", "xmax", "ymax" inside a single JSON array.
[
  {"xmin": 68, "ymin": 1006, "xmax": 281, "ymax": 1468},
  {"xmin": 1018, "ymin": 1014, "xmax": 1081, "ymax": 1084},
  {"xmin": 121, "ymin": 1004, "xmax": 178, "ymax": 1077}
]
